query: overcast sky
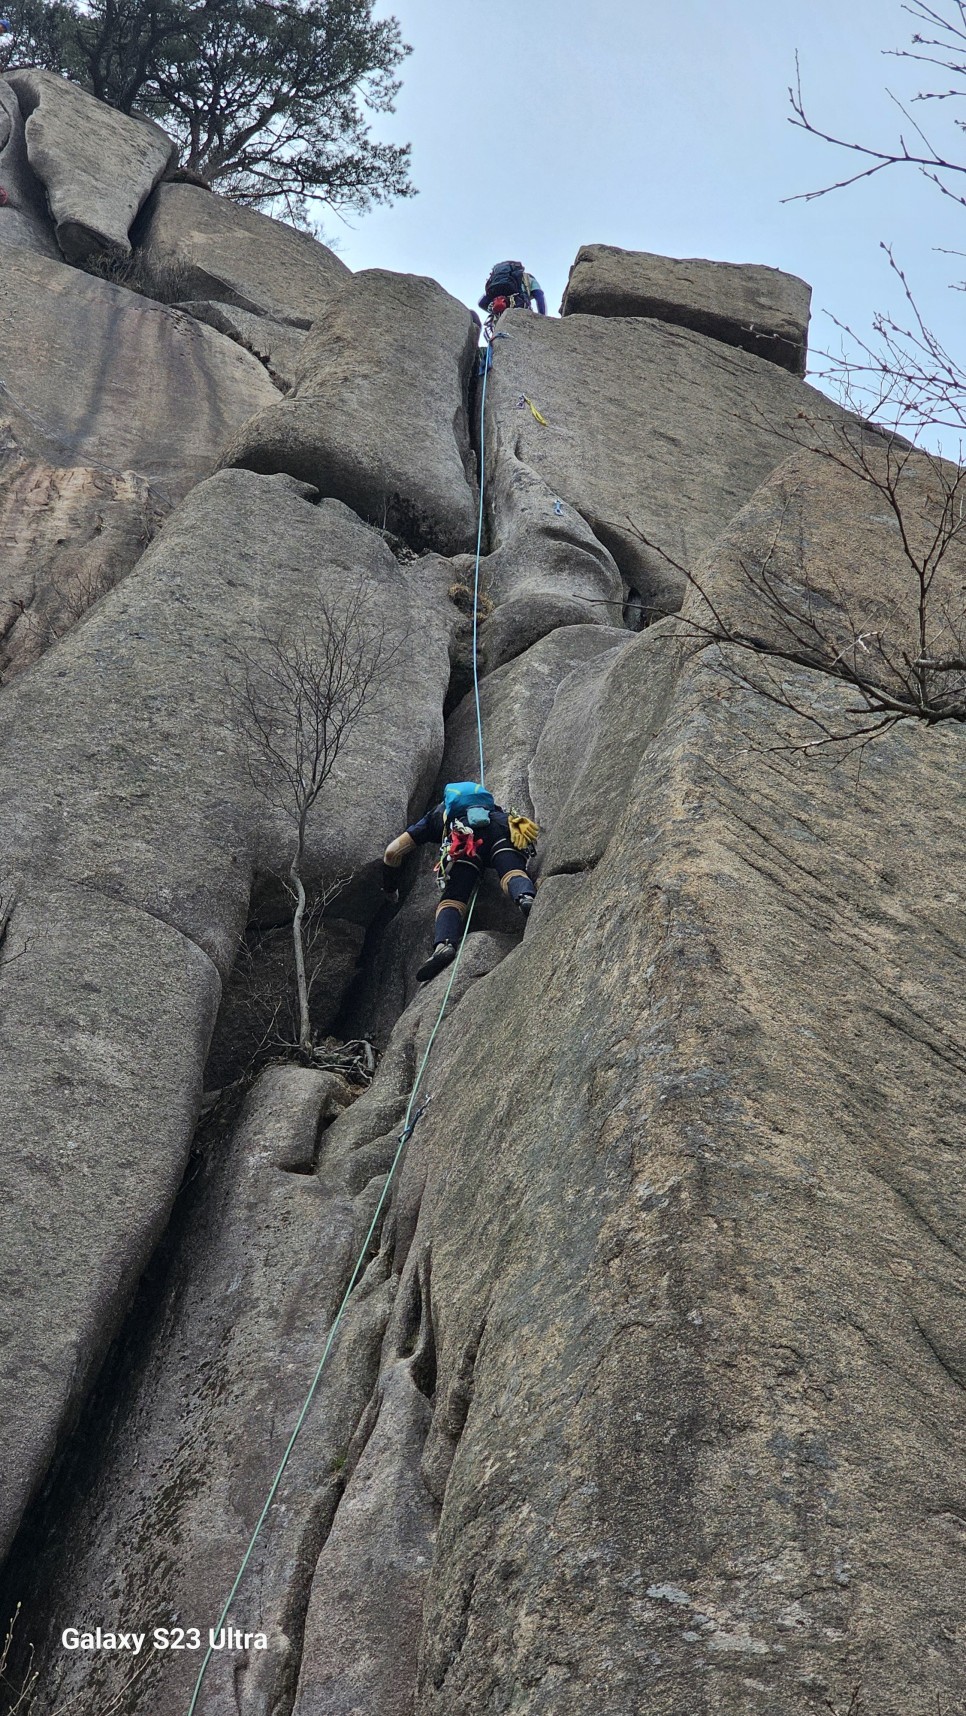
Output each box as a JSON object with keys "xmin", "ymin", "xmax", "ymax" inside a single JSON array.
[{"xmin": 333, "ymin": 0, "xmax": 964, "ymax": 416}]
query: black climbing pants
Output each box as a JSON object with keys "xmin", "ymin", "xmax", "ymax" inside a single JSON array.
[{"xmin": 433, "ymin": 834, "xmax": 535, "ymax": 947}]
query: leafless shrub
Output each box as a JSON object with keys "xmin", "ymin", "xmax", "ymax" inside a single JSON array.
[
  {"xmin": 216, "ymin": 885, "xmax": 375, "ymax": 1085},
  {"xmin": 0, "ymin": 1605, "xmax": 37, "ymax": 1715},
  {"xmin": 628, "ymin": 413, "xmax": 966, "ymax": 757},
  {"xmin": 788, "ymin": 5, "xmax": 966, "ymax": 217},
  {"xmin": 809, "ymin": 248, "xmax": 966, "ymax": 456},
  {"xmin": 231, "ymin": 583, "xmax": 395, "ymax": 1061}
]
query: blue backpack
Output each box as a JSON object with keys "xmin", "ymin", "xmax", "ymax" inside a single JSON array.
[{"xmin": 443, "ymin": 781, "xmax": 495, "ymax": 829}]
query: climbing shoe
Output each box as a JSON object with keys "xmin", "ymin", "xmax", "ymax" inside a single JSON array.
[
  {"xmin": 517, "ymin": 893, "xmax": 534, "ymax": 918},
  {"xmin": 416, "ymin": 941, "xmax": 457, "ymax": 983}
]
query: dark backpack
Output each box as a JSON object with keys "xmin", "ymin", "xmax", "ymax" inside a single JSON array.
[{"xmin": 485, "ymin": 260, "xmax": 527, "ymax": 303}]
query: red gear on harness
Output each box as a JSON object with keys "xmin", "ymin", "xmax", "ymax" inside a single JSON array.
[
  {"xmin": 448, "ymin": 827, "xmax": 483, "ymax": 862},
  {"xmin": 489, "ymin": 294, "xmax": 510, "ymax": 315},
  {"xmin": 434, "ymin": 823, "xmax": 484, "ymax": 890}
]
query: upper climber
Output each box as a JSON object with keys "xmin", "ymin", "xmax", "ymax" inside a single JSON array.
[
  {"xmin": 382, "ymin": 782, "xmax": 539, "ymax": 983},
  {"xmin": 478, "ymin": 261, "xmax": 547, "ymax": 321}
]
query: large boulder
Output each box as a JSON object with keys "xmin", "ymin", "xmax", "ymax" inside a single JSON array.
[
  {"xmin": 480, "ymin": 311, "xmax": 850, "ymax": 617},
  {"xmin": 6, "ymin": 68, "xmax": 175, "ymax": 263},
  {"xmin": 0, "ymin": 77, "xmax": 59, "ymax": 256},
  {"xmin": 0, "ymin": 468, "xmax": 455, "ymax": 1558},
  {"xmin": 0, "ymin": 249, "xmax": 278, "ymax": 503},
  {"xmin": 138, "ymin": 182, "xmax": 350, "ymax": 324},
  {"xmin": 224, "ymin": 269, "xmax": 480, "ymax": 554},
  {"xmin": 560, "ymin": 243, "xmax": 812, "ymax": 375}
]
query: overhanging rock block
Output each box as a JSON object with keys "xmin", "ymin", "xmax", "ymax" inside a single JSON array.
[
  {"xmin": 561, "ymin": 243, "xmax": 812, "ymax": 375},
  {"xmin": 138, "ymin": 183, "xmax": 350, "ymax": 325},
  {"xmin": 6, "ymin": 67, "xmax": 175, "ymax": 263}
]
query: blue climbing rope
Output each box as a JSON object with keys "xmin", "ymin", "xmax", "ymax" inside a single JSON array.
[
  {"xmin": 471, "ymin": 345, "xmax": 492, "ymax": 789},
  {"xmin": 185, "ymin": 336, "xmax": 500, "ymax": 1716}
]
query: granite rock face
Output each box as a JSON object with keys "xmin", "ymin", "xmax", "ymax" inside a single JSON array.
[
  {"xmin": 475, "ymin": 432, "xmax": 625, "ymax": 670},
  {"xmin": 225, "ymin": 268, "xmax": 480, "ymax": 553},
  {"xmin": 6, "ymin": 67, "xmax": 175, "ymax": 262},
  {"xmin": 0, "ymin": 81, "xmax": 963, "ymax": 1716},
  {"xmin": 0, "ymin": 448, "xmax": 165, "ymax": 682},
  {"xmin": 138, "ymin": 182, "xmax": 350, "ymax": 324},
  {"xmin": 561, "ymin": 242, "xmax": 812, "ymax": 374},
  {"xmin": 481, "ymin": 310, "xmax": 848, "ymax": 616},
  {"xmin": 0, "ymin": 77, "xmax": 59, "ymax": 256},
  {"xmin": 0, "ymin": 469, "xmax": 454, "ymax": 1558},
  {"xmin": 0, "ymin": 248, "xmax": 278, "ymax": 503}
]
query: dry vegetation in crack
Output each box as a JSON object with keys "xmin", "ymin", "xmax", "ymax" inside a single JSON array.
[
  {"xmin": 78, "ymin": 250, "xmax": 198, "ymax": 306},
  {"xmin": 0, "ymin": 564, "xmax": 130, "ymax": 684},
  {"xmin": 220, "ymin": 898, "xmax": 377, "ymax": 1087}
]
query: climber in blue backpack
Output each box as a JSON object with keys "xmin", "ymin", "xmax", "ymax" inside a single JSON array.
[
  {"xmin": 479, "ymin": 261, "xmax": 547, "ymax": 322},
  {"xmin": 382, "ymin": 782, "xmax": 539, "ymax": 982}
]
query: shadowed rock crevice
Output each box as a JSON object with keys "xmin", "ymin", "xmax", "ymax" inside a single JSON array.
[{"xmin": 0, "ymin": 1066, "xmax": 401, "ymax": 1716}]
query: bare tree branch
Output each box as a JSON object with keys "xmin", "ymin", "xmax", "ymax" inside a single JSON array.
[{"xmin": 229, "ymin": 581, "xmax": 396, "ymax": 1060}]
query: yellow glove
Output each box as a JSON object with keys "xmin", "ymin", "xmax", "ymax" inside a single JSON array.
[{"xmin": 508, "ymin": 813, "xmax": 540, "ymax": 851}]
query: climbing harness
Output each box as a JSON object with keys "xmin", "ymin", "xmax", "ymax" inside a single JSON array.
[
  {"xmin": 186, "ymin": 289, "xmax": 500, "ymax": 1716},
  {"xmin": 433, "ymin": 822, "xmax": 484, "ymax": 891}
]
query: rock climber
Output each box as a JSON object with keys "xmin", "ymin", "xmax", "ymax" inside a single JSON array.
[
  {"xmin": 382, "ymin": 782, "xmax": 540, "ymax": 982},
  {"xmin": 478, "ymin": 261, "xmax": 547, "ymax": 322}
]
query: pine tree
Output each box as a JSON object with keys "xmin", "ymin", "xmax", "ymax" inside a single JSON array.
[{"xmin": 1, "ymin": 0, "xmax": 414, "ymax": 219}]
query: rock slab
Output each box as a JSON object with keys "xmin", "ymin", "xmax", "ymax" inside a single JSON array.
[
  {"xmin": 0, "ymin": 248, "xmax": 279, "ymax": 502},
  {"xmin": 561, "ymin": 243, "xmax": 812, "ymax": 374},
  {"xmin": 138, "ymin": 182, "xmax": 350, "ymax": 324}
]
